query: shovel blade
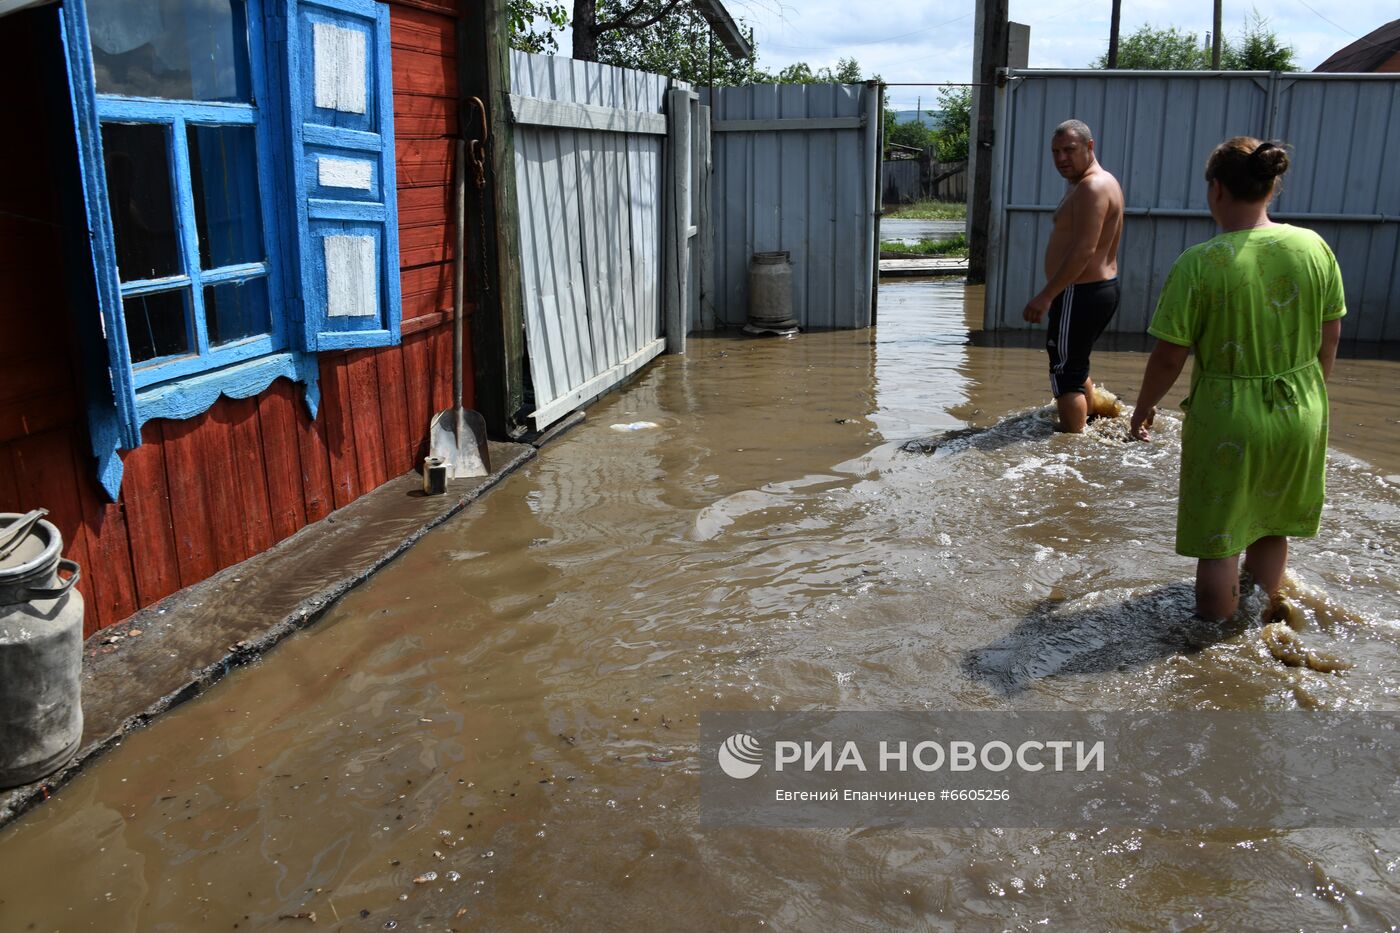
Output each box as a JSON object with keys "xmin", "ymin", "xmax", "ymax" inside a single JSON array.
[{"xmin": 427, "ymin": 408, "xmax": 490, "ymax": 479}]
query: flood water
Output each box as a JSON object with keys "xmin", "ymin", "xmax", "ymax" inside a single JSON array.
[
  {"xmin": 881, "ymin": 218, "xmax": 964, "ymax": 245},
  {"xmin": 2, "ymin": 281, "xmax": 1399, "ymax": 930}
]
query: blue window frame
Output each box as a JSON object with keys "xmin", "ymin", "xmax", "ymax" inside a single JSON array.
[{"xmin": 59, "ymin": 0, "xmax": 402, "ymax": 500}]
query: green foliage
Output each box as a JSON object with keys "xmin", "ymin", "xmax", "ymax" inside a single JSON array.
[
  {"xmin": 757, "ymin": 56, "xmax": 867, "ymax": 85},
  {"xmin": 507, "ymin": 0, "xmax": 568, "ymax": 54},
  {"xmin": 880, "ymin": 233, "xmax": 968, "ymax": 257},
  {"xmin": 881, "ymin": 87, "xmax": 969, "ymax": 163},
  {"xmin": 885, "ymin": 112, "xmax": 938, "ymax": 151},
  {"xmin": 1221, "ymin": 11, "xmax": 1298, "ymax": 71},
  {"xmin": 932, "ymin": 87, "xmax": 971, "ymax": 162},
  {"xmin": 1093, "ymin": 12, "xmax": 1297, "ymax": 71},
  {"xmin": 833, "ymin": 57, "xmax": 863, "ymax": 83},
  {"xmin": 885, "ymin": 200, "xmax": 966, "ymax": 220},
  {"xmin": 1094, "ymin": 25, "xmax": 1209, "ymax": 69},
  {"xmin": 594, "ymin": 0, "xmax": 760, "ymax": 85}
]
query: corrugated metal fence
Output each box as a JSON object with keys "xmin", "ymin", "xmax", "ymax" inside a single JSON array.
[
  {"xmin": 702, "ymin": 83, "xmax": 881, "ymax": 330},
  {"xmin": 509, "ymin": 51, "xmax": 694, "ymax": 428},
  {"xmin": 988, "ymin": 71, "xmax": 1400, "ymax": 340}
]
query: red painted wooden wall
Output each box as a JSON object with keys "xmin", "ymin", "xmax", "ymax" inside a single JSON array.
[{"xmin": 0, "ymin": 0, "xmax": 478, "ymax": 635}]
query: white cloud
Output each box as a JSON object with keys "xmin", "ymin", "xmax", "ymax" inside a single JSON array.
[{"xmin": 718, "ymin": 0, "xmax": 1397, "ymax": 107}]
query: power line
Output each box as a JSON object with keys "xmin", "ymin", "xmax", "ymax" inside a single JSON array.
[{"xmin": 1289, "ymin": 0, "xmax": 1399, "ymax": 51}]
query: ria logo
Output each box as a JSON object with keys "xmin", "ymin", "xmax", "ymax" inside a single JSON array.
[{"xmin": 718, "ymin": 733, "xmax": 764, "ymax": 779}]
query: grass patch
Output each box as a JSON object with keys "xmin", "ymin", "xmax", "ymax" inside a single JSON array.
[
  {"xmin": 884, "ymin": 200, "xmax": 966, "ymax": 220},
  {"xmin": 881, "ymin": 233, "xmax": 967, "ymax": 257}
]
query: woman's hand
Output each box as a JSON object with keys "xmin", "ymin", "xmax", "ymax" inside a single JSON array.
[
  {"xmin": 1132, "ymin": 339, "xmax": 1190, "ymax": 442},
  {"xmin": 1130, "ymin": 405, "xmax": 1155, "ymax": 441}
]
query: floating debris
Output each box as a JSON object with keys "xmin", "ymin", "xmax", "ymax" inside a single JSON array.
[
  {"xmin": 899, "ymin": 426, "xmax": 981, "ymax": 454},
  {"xmin": 413, "ymin": 871, "xmax": 437, "ymax": 884},
  {"xmin": 1261, "ymin": 622, "xmax": 1353, "ymax": 673}
]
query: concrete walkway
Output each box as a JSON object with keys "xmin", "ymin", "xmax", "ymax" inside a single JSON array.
[{"xmin": 0, "ymin": 422, "xmax": 580, "ymax": 828}]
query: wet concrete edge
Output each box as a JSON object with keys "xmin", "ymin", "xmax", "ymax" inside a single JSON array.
[{"xmin": 0, "ymin": 439, "xmax": 540, "ymax": 830}]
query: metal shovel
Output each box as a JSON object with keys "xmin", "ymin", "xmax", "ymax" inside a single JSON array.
[{"xmin": 427, "ymin": 137, "xmax": 490, "ymax": 479}]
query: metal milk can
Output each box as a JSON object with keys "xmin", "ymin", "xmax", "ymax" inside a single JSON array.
[
  {"xmin": 746, "ymin": 250, "xmax": 798, "ymax": 330},
  {"xmin": 0, "ymin": 510, "xmax": 84, "ymax": 788}
]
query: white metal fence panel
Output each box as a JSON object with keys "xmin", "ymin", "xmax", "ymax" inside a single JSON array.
[
  {"xmin": 509, "ymin": 51, "xmax": 678, "ymax": 428},
  {"xmin": 988, "ymin": 71, "xmax": 1400, "ymax": 341},
  {"xmin": 702, "ymin": 83, "xmax": 881, "ymax": 330}
]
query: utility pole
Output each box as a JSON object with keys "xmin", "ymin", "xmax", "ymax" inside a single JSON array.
[
  {"xmin": 1107, "ymin": 0, "xmax": 1122, "ymax": 68},
  {"xmin": 967, "ymin": 0, "xmax": 1009, "ymax": 284},
  {"xmin": 1212, "ymin": 0, "xmax": 1223, "ymax": 68}
]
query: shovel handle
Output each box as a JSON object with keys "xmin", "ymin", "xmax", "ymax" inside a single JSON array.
[{"xmin": 453, "ymin": 137, "xmax": 466, "ymax": 413}]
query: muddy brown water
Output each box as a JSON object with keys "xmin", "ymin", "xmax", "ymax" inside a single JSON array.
[{"xmin": 2, "ymin": 281, "xmax": 1399, "ymax": 930}]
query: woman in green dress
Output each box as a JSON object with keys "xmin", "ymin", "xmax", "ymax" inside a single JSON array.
[{"xmin": 1130, "ymin": 137, "xmax": 1345, "ymax": 620}]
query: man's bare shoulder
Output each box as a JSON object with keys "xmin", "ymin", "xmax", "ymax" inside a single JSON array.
[{"xmin": 1074, "ymin": 169, "xmax": 1122, "ymax": 199}]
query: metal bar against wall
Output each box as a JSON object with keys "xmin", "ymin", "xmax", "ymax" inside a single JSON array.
[
  {"xmin": 856, "ymin": 81, "xmax": 879, "ymax": 326},
  {"xmin": 664, "ymin": 86, "xmax": 691, "ymax": 354},
  {"xmin": 712, "ymin": 115, "xmax": 865, "ymax": 133},
  {"xmin": 1263, "ymin": 70, "xmax": 1280, "ymax": 141},
  {"xmin": 868, "ymin": 81, "xmax": 884, "ymax": 327},
  {"xmin": 508, "ymin": 93, "xmax": 668, "ymax": 135},
  {"xmin": 697, "ymin": 103, "xmax": 715, "ymax": 333},
  {"xmin": 987, "ymin": 69, "xmax": 1012, "ymax": 331}
]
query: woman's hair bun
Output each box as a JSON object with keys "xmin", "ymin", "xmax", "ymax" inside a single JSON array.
[{"xmin": 1249, "ymin": 141, "xmax": 1290, "ymax": 179}]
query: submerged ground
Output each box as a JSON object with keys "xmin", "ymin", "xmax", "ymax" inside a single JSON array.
[{"xmin": 1, "ymin": 280, "xmax": 1398, "ymax": 929}]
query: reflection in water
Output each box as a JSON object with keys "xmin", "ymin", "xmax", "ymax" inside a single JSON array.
[{"xmin": 0, "ymin": 280, "xmax": 1398, "ymax": 928}]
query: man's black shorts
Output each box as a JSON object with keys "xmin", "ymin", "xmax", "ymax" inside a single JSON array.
[{"xmin": 1046, "ymin": 277, "xmax": 1120, "ymax": 397}]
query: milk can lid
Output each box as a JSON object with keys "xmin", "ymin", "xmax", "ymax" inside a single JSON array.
[{"xmin": 0, "ymin": 511, "xmax": 58, "ymax": 577}]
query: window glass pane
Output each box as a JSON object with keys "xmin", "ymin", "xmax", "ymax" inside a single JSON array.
[
  {"xmin": 204, "ymin": 278, "xmax": 271, "ymax": 346},
  {"xmin": 101, "ymin": 122, "xmax": 182, "ymax": 282},
  {"xmin": 124, "ymin": 290, "xmax": 192, "ymax": 363},
  {"xmin": 188, "ymin": 125, "xmax": 265, "ymax": 270},
  {"xmin": 87, "ymin": 0, "xmax": 251, "ymax": 102}
]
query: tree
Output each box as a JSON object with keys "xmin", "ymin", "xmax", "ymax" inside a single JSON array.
[
  {"xmin": 756, "ymin": 57, "xmax": 867, "ymax": 85},
  {"xmin": 572, "ymin": 0, "xmax": 686, "ymax": 62},
  {"xmin": 1092, "ymin": 25, "xmax": 1208, "ymax": 69},
  {"xmin": 832, "ymin": 57, "xmax": 863, "ymax": 84},
  {"xmin": 932, "ymin": 87, "xmax": 971, "ymax": 162},
  {"xmin": 886, "ymin": 116, "xmax": 938, "ymax": 152},
  {"xmin": 1092, "ymin": 13, "xmax": 1297, "ymax": 71},
  {"xmin": 595, "ymin": 1, "xmax": 759, "ymax": 85},
  {"xmin": 1221, "ymin": 11, "xmax": 1297, "ymax": 71},
  {"xmin": 507, "ymin": 1, "xmax": 569, "ymax": 54}
]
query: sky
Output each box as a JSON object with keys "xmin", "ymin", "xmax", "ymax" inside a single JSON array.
[{"xmin": 710, "ymin": 0, "xmax": 1399, "ymax": 112}]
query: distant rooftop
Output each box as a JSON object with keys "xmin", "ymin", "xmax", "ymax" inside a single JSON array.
[{"xmin": 1314, "ymin": 19, "xmax": 1400, "ymax": 72}]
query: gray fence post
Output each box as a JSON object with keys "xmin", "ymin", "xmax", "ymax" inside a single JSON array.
[
  {"xmin": 664, "ymin": 86, "xmax": 692, "ymax": 353},
  {"xmin": 697, "ymin": 104, "xmax": 715, "ymax": 333},
  {"xmin": 862, "ymin": 81, "xmax": 881, "ymax": 328}
]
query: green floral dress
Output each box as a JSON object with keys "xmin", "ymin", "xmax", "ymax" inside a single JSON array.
[{"xmin": 1147, "ymin": 224, "xmax": 1346, "ymax": 559}]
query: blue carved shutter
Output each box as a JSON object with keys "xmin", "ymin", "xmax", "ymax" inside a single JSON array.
[{"xmin": 287, "ymin": 0, "xmax": 401, "ymax": 350}]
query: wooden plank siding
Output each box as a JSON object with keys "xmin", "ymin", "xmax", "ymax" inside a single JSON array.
[{"xmin": 0, "ymin": 0, "xmax": 478, "ymax": 634}]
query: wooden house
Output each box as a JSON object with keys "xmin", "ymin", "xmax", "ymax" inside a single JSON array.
[{"xmin": 0, "ymin": 0, "xmax": 521, "ymax": 635}]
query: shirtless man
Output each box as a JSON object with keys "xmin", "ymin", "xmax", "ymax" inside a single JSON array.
[{"xmin": 1021, "ymin": 119, "xmax": 1125, "ymax": 433}]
